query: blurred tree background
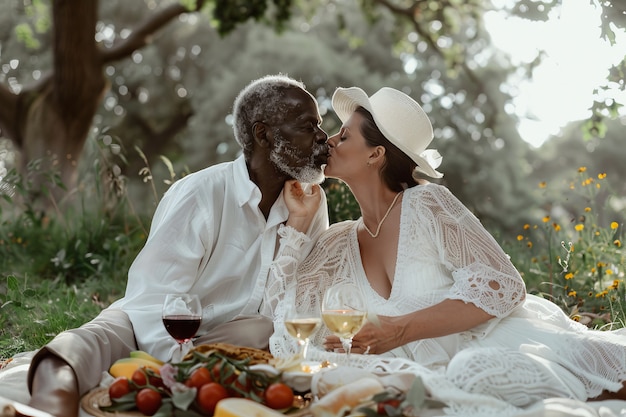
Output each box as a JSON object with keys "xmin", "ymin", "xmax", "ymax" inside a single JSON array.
[{"xmin": 0, "ymin": 0, "xmax": 624, "ymax": 274}]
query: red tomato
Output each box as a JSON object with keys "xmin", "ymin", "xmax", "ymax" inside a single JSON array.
[
  {"xmin": 131, "ymin": 368, "xmax": 148, "ymax": 387},
  {"xmin": 264, "ymin": 383, "xmax": 294, "ymax": 410},
  {"xmin": 135, "ymin": 388, "xmax": 162, "ymax": 416},
  {"xmin": 376, "ymin": 399, "xmax": 402, "ymax": 415},
  {"xmin": 108, "ymin": 377, "xmax": 131, "ymax": 400},
  {"xmin": 149, "ymin": 374, "xmax": 165, "ymax": 389},
  {"xmin": 185, "ymin": 366, "xmax": 213, "ymax": 389},
  {"xmin": 196, "ymin": 382, "xmax": 229, "ymax": 415}
]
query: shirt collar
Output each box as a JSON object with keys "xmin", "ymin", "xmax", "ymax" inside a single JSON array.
[
  {"xmin": 233, "ymin": 155, "xmax": 258, "ymax": 208},
  {"xmin": 232, "ymin": 155, "xmax": 289, "ymax": 225}
]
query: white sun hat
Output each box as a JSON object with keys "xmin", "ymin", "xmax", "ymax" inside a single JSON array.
[{"xmin": 332, "ymin": 86, "xmax": 443, "ymax": 178}]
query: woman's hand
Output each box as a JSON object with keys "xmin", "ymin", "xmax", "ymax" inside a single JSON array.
[
  {"xmin": 323, "ymin": 315, "xmax": 405, "ymax": 355},
  {"xmin": 323, "ymin": 300, "xmax": 495, "ymax": 355},
  {"xmin": 284, "ymin": 179, "xmax": 322, "ymax": 233}
]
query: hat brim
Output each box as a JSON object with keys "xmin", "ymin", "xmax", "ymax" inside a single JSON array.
[{"xmin": 331, "ymin": 87, "xmax": 443, "ymax": 178}]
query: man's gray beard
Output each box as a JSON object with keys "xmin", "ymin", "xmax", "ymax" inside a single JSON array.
[{"xmin": 270, "ymin": 136, "xmax": 325, "ymax": 184}]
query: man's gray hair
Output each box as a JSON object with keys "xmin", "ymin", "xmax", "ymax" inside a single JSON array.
[{"xmin": 232, "ymin": 74, "xmax": 306, "ymax": 156}]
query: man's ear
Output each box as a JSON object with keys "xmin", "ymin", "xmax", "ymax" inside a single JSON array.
[{"xmin": 253, "ymin": 122, "xmax": 271, "ymax": 148}]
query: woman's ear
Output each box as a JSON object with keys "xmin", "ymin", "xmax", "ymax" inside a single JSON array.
[
  {"xmin": 368, "ymin": 145, "xmax": 386, "ymax": 166},
  {"xmin": 253, "ymin": 122, "xmax": 271, "ymax": 148}
]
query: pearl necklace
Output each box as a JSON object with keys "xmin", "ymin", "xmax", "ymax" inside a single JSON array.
[{"xmin": 361, "ymin": 191, "xmax": 403, "ymax": 238}]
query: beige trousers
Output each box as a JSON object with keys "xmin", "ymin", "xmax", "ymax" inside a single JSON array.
[{"xmin": 27, "ymin": 308, "xmax": 274, "ymax": 396}]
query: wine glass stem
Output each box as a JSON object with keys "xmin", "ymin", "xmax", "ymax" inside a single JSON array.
[
  {"xmin": 302, "ymin": 338, "xmax": 310, "ymax": 360},
  {"xmin": 341, "ymin": 337, "xmax": 352, "ymax": 363}
]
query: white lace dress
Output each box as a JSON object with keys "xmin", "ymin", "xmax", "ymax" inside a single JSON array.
[{"xmin": 263, "ymin": 183, "xmax": 626, "ymax": 411}]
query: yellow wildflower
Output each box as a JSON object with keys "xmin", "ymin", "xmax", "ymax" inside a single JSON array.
[
  {"xmin": 572, "ymin": 315, "xmax": 581, "ymax": 322},
  {"xmin": 606, "ymin": 269, "xmax": 613, "ymax": 275},
  {"xmin": 574, "ymin": 224, "xmax": 584, "ymax": 232},
  {"xmin": 539, "ymin": 181, "xmax": 547, "ymax": 188},
  {"xmin": 578, "ymin": 166, "xmax": 587, "ymax": 173},
  {"xmin": 596, "ymin": 183, "xmax": 601, "ymax": 189},
  {"xmin": 542, "ymin": 216, "xmax": 550, "ymax": 223},
  {"xmin": 527, "ymin": 241, "xmax": 533, "ymax": 248},
  {"xmin": 584, "ymin": 207, "xmax": 591, "ymax": 212},
  {"xmin": 552, "ymin": 223, "xmax": 561, "ymax": 231},
  {"xmin": 568, "ymin": 290, "xmax": 577, "ymax": 297},
  {"xmin": 523, "ymin": 224, "xmax": 530, "ymax": 230},
  {"xmin": 598, "ymin": 173, "xmax": 607, "ymax": 179},
  {"xmin": 595, "ymin": 290, "xmax": 608, "ymax": 298},
  {"xmin": 564, "ymin": 272, "xmax": 574, "ymax": 280},
  {"xmin": 614, "ymin": 239, "xmax": 621, "ymax": 248},
  {"xmin": 591, "ymin": 267, "xmax": 597, "ymax": 274},
  {"xmin": 597, "ymin": 261, "xmax": 605, "ymax": 268},
  {"xmin": 517, "ymin": 235, "xmax": 524, "ymax": 241},
  {"xmin": 610, "ymin": 222, "xmax": 619, "ymax": 230}
]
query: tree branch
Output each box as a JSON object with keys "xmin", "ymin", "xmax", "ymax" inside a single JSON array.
[
  {"xmin": 373, "ymin": 0, "xmax": 500, "ymax": 127},
  {"xmin": 100, "ymin": 0, "xmax": 207, "ymax": 64}
]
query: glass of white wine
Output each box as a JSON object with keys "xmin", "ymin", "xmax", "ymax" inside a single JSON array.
[
  {"xmin": 283, "ymin": 287, "xmax": 321, "ymax": 360},
  {"xmin": 321, "ymin": 283, "xmax": 366, "ymax": 362}
]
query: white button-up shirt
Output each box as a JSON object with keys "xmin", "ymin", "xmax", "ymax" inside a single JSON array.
[{"xmin": 109, "ymin": 155, "xmax": 328, "ymax": 360}]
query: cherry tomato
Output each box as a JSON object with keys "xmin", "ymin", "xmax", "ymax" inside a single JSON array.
[
  {"xmin": 264, "ymin": 382, "xmax": 294, "ymax": 410},
  {"xmin": 185, "ymin": 366, "xmax": 213, "ymax": 389},
  {"xmin": 135, "ymin": 387, "xmax": 162, "ymax": 416},
  {"xmin": 131, "ymin": 368, "xmax": 148, "ymax": 387},
  {"xmin": 108, "ymin": 376, "xmax": 131, "ymax": 400},
  {"xmin": 149, "ymin": 374, "xmax": 165, "ymax": 389},
  {"xmin": 196, "ymin": 382, "xmax": 229, "ymax": 415},
  {"xmin": 376, "ymin": 399, "xmax": 402, "ymax": 415}
]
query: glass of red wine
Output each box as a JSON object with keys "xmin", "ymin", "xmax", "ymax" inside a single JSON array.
[{"xmin": 162, "ymin": 293, "xmax": 202, "ymax": 358}]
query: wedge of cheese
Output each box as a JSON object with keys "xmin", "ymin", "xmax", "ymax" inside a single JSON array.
[{"xmin": 214, "ymin": 398, "xmax": 284, "ymax": 417}]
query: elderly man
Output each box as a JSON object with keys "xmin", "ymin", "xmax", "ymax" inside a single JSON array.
[{"xmin": 26, "ymin": 74, "xmax": 329, "ymax": 417}]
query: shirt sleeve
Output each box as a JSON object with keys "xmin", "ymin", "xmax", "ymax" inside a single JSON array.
[
  {"xmin": 111, "ymin": 181, "xmax": 212, "ymax": 360},
  {"xmin": 419, "ymin": 185, "xmax": 526, "ymax": 318}
]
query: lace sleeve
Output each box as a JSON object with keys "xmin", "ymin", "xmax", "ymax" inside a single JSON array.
[
  {"xmin": 418, "ymin": 185, "xmax": 526, "ymax": 317},
  {"xmin": 268, "ymin": 222, "xmax": 355, "ymax": 357},
  {"xmin": 263, "ymin": 225, "xmax": 311, "ymax": 318}
]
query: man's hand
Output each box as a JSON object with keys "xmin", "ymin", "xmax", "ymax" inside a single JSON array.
[{"xmin": 284, "ymin": 179, "xmax": 322, "ymax": 232}]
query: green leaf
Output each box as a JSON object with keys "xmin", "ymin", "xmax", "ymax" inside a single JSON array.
[
  {"xmin": 153, "ymin": 402, "xmax": 173, "ymax": 417},
  {"xmin": 405, "ymin": 376, "xmax": 426, "ymax": 409},
  {"xmin": 7, "ymin": 276, "xmax": 19, "ymax": 292},
  {"xmin": 171, "ymin": 388, "xmax": 196, "ymax": 410}
]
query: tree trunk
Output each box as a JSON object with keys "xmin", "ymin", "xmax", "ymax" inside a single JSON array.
[{"xmin": 18, "ymin": 0, "xmax": 107, "ymax": 209}]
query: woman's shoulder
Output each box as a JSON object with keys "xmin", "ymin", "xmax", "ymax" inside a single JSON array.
[
  {"xmin": 405, "ymin": 182, "xmax": 470, "ymax": 218},
  {"xmin": 405, "ymin": 181, "xmax": 453, "ymax": 200}
]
